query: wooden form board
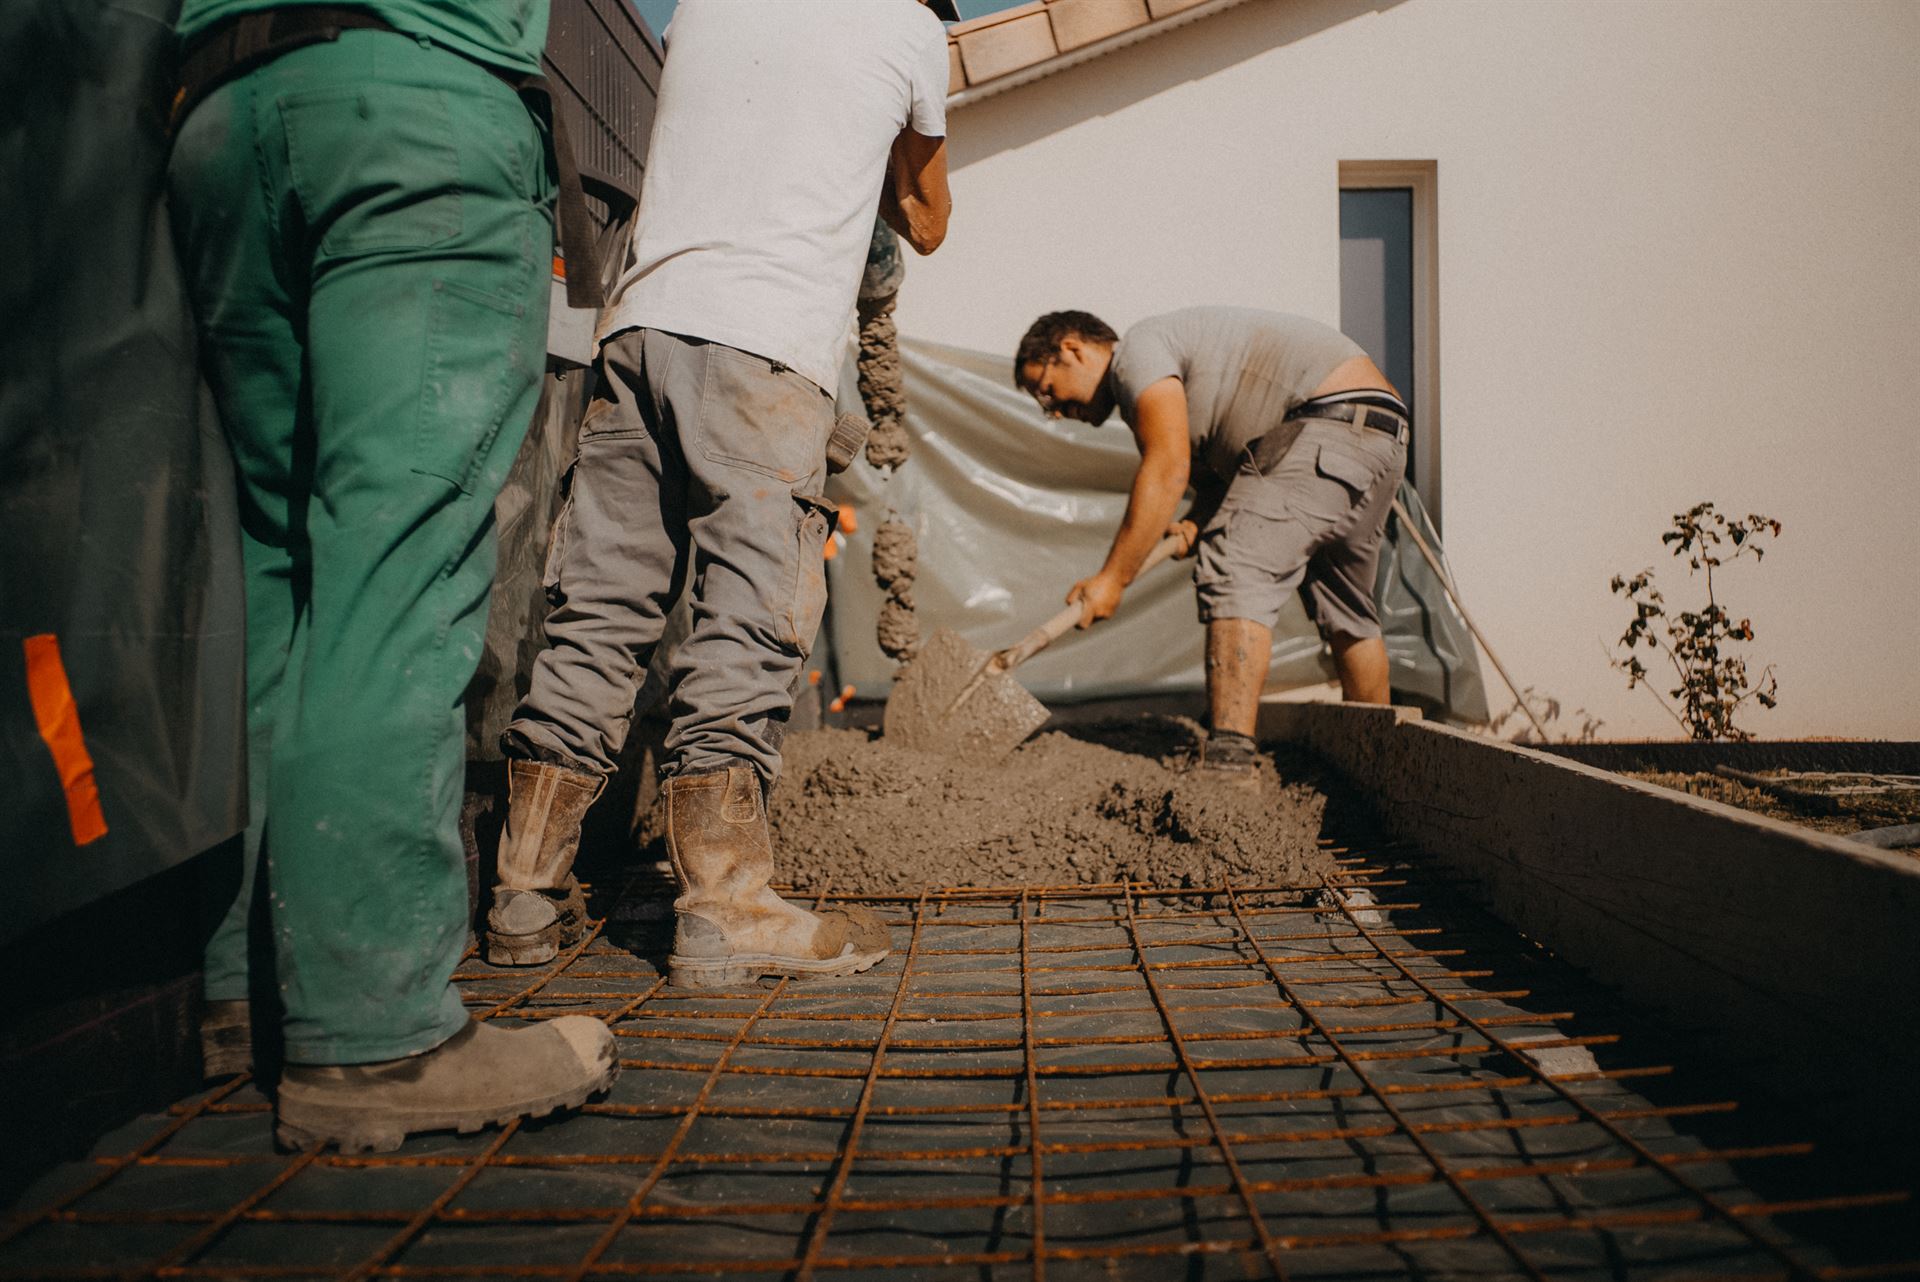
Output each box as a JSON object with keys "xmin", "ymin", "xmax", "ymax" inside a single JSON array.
[{"xmin": 1260, "ymin": 702, "xmax": 1920, "ymax": 1116}]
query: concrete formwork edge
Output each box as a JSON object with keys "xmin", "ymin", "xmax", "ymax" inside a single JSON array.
[{"xmin": 1259, "ymin": 701, "xmax": 1920, "ymax": 1123}]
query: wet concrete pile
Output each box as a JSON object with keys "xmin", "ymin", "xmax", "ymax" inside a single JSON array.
[{"xmin": 766, "ymin": 716, "xmax": 1339, "ymax": 893}]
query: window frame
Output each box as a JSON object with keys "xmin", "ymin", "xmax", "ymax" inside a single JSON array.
[{"xmin": 1339, "ymin": 160, "xmax": 1441, "ymax": 530}]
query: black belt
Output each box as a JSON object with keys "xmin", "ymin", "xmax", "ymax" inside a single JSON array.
[
  {"xmin": 1284, "ymin": 397, "xmax": 1411, "ymax": 441},
  {"xmin": 1246, "ymin": 397, "xmax": 1409, "ymax": 475},
  {"xmin": 170, "ymin": 6, "xmax": 604, "ymax": 308}
]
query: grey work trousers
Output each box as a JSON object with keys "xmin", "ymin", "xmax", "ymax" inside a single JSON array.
[{"xmin": 507, "ymin": 328, "xmax": 836, "ymax": 789}]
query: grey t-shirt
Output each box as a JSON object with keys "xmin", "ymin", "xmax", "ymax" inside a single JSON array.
[{"xmin": 1107, "ymin": 307, "xmax": 1364, "ymax": 482}]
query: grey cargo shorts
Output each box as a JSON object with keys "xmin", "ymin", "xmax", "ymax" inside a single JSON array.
[{"xmin": 1193, "ymin": 417, "xmax": 1405, "ymax": 644}]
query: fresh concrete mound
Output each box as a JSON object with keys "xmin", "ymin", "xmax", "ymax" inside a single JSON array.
[{"xmin": 766, "ymin": 716, "xmax": 1339, "ymax": 893}]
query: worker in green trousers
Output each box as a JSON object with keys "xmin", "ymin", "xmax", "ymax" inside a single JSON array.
[{"xmin": 167, "ymin": 5, "xmax": 616, "ymax": 1152}]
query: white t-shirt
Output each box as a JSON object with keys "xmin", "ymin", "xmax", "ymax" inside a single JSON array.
[{"xmin": 600, "ymin": 0, "xmax": 950, "ymax": 392}]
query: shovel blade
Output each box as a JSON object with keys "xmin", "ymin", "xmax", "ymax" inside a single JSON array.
[{"xmin": 883, "ymin": 626, "xmax": 1050, "ymax": 764}]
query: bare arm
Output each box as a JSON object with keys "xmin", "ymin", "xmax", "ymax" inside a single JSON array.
[
  {"xmin": 878, "ymin": 128, "xmax": 951, "ymax": 255},
  {"xmin": 1067, "ymin": 377, "xmax": 1190, "ymax": 625}
]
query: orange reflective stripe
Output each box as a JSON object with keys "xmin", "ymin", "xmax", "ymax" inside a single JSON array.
[{"xmin": 22, "ymin": 634, "xmax": 108, "ymax": 846}]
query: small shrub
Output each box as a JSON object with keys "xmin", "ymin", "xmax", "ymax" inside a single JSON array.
[
  {"xmin": 1490, "ymin": 686, "xmax": 1605, "ymax": 745},
  {"xmin": 1610, "ymin": 502, "xmax": 1780, "ymax": 741}
]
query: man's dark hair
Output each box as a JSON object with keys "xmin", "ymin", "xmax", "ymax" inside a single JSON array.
[{"xmin": 1014, "ymin": 311, "xmax": 1118, "ymax": 389}]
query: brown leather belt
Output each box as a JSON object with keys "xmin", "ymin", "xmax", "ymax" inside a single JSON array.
[{"xmin": 170, "ymin": 6, "xmax": 604, "ymax": 308}]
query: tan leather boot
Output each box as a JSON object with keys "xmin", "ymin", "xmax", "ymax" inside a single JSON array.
[
  {"xmin": 664, "ymin": 766, "xmax": 889, "ymax": 988},
  {"xmin": 485, "ymin": 759, "xmax": 604, "ymax": 965},
  {"xmin": 276, "ymin": 1016, "xmax": 617, "ymax": 1153}
]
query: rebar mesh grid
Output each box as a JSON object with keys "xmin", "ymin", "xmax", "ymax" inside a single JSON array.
[{"xmin": 4, "ymin": 844, "xmax": 1914, "ymax": 1281}]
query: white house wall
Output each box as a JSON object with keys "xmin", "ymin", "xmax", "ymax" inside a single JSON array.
[{"xmin": 898, "ymin": 0, "xmax": 1920, "ymax": 740}]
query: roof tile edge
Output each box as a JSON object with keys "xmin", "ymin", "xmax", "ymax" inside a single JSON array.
[{"xmin": 946, "ymin": 0, "xmax": 1252, "ymax": 101}]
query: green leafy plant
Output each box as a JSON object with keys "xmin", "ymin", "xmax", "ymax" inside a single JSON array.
[{"xmin": 1610, "ymin": 502, "xmax": 1781, "ymax": 741}]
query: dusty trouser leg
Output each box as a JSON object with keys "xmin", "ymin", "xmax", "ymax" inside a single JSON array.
[
  {"xmin": 660, "ymin": 341, "xmax": 836, "ymax": 789},
  {"xmin": 506, "ymin": 331, "xmax": 688, "ymax": 775},
  {"xmin": 650, "ymin": 335, "xmax": 889, "ymax": 983},
  {"xmin": 168, "ymin": 30, "xmax": 615, "ymax": 1148},
  {"xmin": 493, "ymin": 332, "xmax": 689, "ymax": 960}
]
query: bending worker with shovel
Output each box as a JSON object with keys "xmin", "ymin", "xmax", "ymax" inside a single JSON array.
[{"xmin": 1014, "ymin": 308, "xmax": 1408, "ymax": 774}]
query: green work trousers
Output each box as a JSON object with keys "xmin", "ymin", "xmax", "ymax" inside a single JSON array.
[{"xmin": 167, "ymin": 28, "xmax": 553, "ymax": 1063}]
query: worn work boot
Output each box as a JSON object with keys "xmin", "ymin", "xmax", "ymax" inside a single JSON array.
[
  {"xmin": 275, "ymin": 1016, "xmax": 618, "ymax": 1153},
  {"xmin": 485, "ymin": 759, "xmax": 604, "ymax": 966},
  {"xmin": 1195, "ymin": 729, "xmax": 1262, "ymax": 782},
  {"xmin": 200, "ymin": 999, "xmax": 253, "ymax": 1080},
  {"xmin": 663, "ymin": 766, "xmax": 890, "ymax": 988}
]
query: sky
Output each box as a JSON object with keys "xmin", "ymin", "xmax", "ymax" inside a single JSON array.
[{"xmin": 629, "ymin": 0, "xmax": 1022, "ymax": 43}]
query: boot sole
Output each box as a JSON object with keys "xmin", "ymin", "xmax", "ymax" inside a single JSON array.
[
  {"xmin": 483, "ymin": 922, "xmax": 587, "ymax": 967},
  {"xmin": 666, "ymin": 945, "xmax": 890, "ymax": 989},
  {"xmin": 274, "ymin": 1068, "xmax": 617, "ymax": 1155},
  {"xmin": 201, "ymin": 1048, "xmax": 253, "ymax": 1081}
]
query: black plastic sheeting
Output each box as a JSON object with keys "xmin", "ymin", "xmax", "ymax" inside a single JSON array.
[
  {"xmin": 0, "ymin": 0, "xmax": 246, "ymax": 944},
  {"xmin": 0, "ymin": 0, "xmax": 666, "ymax": 944}
]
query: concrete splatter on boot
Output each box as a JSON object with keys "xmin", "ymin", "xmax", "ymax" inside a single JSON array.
[
  {"xmin": 485, "ymin": 759, "xmax": 604, "ymax": 966},
  {"xmin": 275, "ymin": 1016, "xmax": 618, "ymax": 1154},
  {"xmin": 664, "ymin": 766, "xmax": 889, "ymax": 988}
]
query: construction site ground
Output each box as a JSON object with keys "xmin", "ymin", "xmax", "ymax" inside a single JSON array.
[{"xmin": 4, "ymin": 725, "xmax": 1916, "ymax": 1279}]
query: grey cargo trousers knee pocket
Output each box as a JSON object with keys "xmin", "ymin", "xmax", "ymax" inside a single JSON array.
[{"xmin": 510, "ymin": 328, "xmax": 836, "ymax": 787}]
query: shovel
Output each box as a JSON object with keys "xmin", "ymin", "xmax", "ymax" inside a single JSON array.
[{"xmin": 883, "ymin": 533, "xmax": 1184, "ymax": 765}]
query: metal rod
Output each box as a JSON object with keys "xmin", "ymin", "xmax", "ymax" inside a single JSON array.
[
  {"xmin": 1016, "ymin": 890, "xmax": 1048, "ymax": 1280},
  {"xmin": 1121, "ymin": 882, "xmax": 1291, "ymax": 1279},
  {"xmin": 1326, "ymin": 879, "xmax": 1829, "ymax": 1279},
  {"xmin": 790, "ymin": 893, "xmax": 929, "ymax": 1282},
  {"xmin": 1223, "ymin": 879, "xmax": 1550, "ymax": 1282},
  {"xmin": 10, "ymin": 872, "xmax": 1908, "ymax": 1280},
  {"xmin": 1391, "ymin": 496, "xmax": 1548, "ymax": 740}
]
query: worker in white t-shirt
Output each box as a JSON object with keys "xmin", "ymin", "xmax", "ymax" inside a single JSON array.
[{"xmin": 486, "ymin": 0, "xmax": 955, "ymax": 986}]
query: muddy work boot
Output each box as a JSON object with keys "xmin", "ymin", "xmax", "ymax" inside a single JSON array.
[
  {"xmin": 1195, "ymin": 729, "xmax": 1262, "ymax": 781},
  {"xmin": 663, "ymin": 766, "xmax": 890, "ymax": 988},
  {"xmin": 275, "ymin": 1016, "xmax": 618, "ymax": 1154},
  {"xmin": 485, "ymin": 759, "xmax": 604, "ymax": 965}
]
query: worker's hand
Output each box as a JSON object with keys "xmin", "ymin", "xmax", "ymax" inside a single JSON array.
[
  {"xmin": 1167, "ymin": 519, "xmax": 1199, "ymax": 559},
  {"xmin": 1066, "ymin": 571, "xmax": 1125, "ymax": 629}
]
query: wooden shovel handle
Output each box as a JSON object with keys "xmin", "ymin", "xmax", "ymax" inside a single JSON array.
[{"xmin": 994, "ymin": 532, "xmax": 1186, "ymax": 674}]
